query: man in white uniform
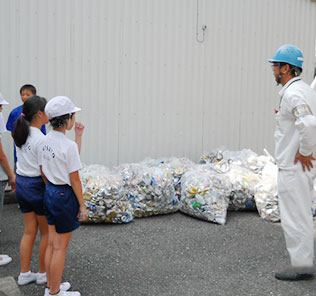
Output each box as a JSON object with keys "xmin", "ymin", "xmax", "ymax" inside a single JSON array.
[{"xmin": 269, "ymin": 45, "xmax": 316, "ymax": 280}]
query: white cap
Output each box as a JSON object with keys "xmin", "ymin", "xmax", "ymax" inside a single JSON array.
[
  {"xmin": 0, "ymin": 92, "xmax": 9, "ymax": 105},
  {"xmin": 45, "ymin": 96, "xmax": 81, "ymax": 119}
]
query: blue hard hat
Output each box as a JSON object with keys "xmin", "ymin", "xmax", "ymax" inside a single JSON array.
[{"xmin": 268, "ymin": 44, "xmax": 304, "ymax": 68}]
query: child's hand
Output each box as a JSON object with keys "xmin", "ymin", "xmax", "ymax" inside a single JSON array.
[
  {"xmin": 78, "ymin": 205, "xmax": 87, "ymax": 222},
  {"xmin": 8, "ymin": 174, "xmax": 16, "ymax": 192},
  {"xmin": 75, "ymin": 122, "xmax": 85, "ymax": 137}
]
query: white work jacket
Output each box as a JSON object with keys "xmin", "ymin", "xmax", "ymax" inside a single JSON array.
[{"xmin": 275, "ymin": 77, "xmax": 316, "ymax": 170}]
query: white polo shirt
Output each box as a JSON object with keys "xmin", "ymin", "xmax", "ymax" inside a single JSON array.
[
  {"xmin": 16, "ymin": 127, "xmax": 45, "ymax": 177},
  {"xmin": 275, "ymin": 77, "xmax": 316, "ymax": 170},
  {"xmin": 41, "ymin": 130, "xmax": 82, "ymax": 186}
]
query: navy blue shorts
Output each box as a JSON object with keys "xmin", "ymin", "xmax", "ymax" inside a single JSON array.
[
  {"xmin": 15, "ymin": 174, "xmax": 46, "ymax": 216},
  {"xmin": 44, "ymin": 182, "xmax": 80, "ymax": 234}
]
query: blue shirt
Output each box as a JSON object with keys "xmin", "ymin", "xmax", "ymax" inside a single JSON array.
[{"xmin": 6, "ymin": 105, "xmax": 46, "ymax": 163}]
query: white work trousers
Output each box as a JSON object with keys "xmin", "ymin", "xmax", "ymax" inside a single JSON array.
[{"xmin": 278, "ymin": 167, "xmax": 316, "ymax": 267}]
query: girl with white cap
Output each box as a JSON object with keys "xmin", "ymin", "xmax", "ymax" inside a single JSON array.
[
  {"xmin": 41, "ymin": 96, "xmax": 87, "ymax": 296},
  {"xmin": 0, "ymin": 92, "xmax": 15, "ymax": 266}
]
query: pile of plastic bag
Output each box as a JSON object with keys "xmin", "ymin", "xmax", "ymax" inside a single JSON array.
[
  {"xmin": 117, "ymin": 163, "xmax": 179, "ymax": 217},
  {"xmin": 80, "ymin": 165, "xmax": 134, "ymax": 224},
  {"xmin": 200, "ymin": 149, "xmax": 276, "ymax": 212},
  {"xmin": 79, "ymin": 149, "xmax": 283, "ymax": 225},
  {"xmin": 180, "ymin": 165, "xmax": 231, "ymax": 225}
]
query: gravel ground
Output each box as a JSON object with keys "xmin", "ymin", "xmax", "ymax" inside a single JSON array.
[{"xmin": 1, "ymin": 204, "xmax": 316, "ymax": 296}]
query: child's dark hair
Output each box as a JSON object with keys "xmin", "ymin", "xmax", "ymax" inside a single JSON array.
[
  {"xmin": 13, "ymin": 96, "xmax": 47, "ymax": 148},
  {"xmin": 20, "ymin": 84, "xmax": 37, "ymax": 95},
  {"xmin": 50, "ymin": 114, "xmax": 74, "ymax": 128}
]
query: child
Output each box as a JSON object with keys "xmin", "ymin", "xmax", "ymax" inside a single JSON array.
[
  {"xmin": 13, "ymin": 96, "xmax": 72, "ymax": 293},
  {"xmin": 6, "ymin": 84, "xmax": 46, "ymax": 167},
  {"xmin": 42, "ymin": 96, "xmax": 87, "ymax": 296},
  {"xmin": 0, "ymin": 92, "xmax": 15, "ymax": 265}
]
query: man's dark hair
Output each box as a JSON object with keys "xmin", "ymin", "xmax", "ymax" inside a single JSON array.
[{"xmin": 279, "ymin": 62, "xmax": 302, "ymax": 77}]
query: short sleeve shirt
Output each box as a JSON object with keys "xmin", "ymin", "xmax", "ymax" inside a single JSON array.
[
  {"xmin": 6, "ymin": 105, "xmax": 46, "ymax": 163},
  {"xmin": 41, "ymin": 130, "xmax": 82, "ymax": 186},
  {"xmin": 16, "ymin": 127, "xmax": 45, "ymax": 177}
]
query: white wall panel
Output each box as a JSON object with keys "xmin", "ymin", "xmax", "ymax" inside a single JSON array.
[{"xmin": 0, "ymin": 0, "xmax": 315, "ymax": 167}]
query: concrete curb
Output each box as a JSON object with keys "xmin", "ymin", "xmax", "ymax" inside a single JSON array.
[{"xmin": 0, "ymin": 277, "xmax": 21, "ymax": 296}]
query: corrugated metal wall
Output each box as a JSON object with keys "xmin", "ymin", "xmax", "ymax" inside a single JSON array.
[{"xmin": 0, "ymin": 0, "xmax": 316, "ymax": 166}]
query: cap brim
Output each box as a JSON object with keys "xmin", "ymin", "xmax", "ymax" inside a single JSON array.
[
  {"xmin": 0, "ymin": 99, "xmax": 9, "ymax": 105},
  {"xmin": 72, "ymin": 107, "xmax": 81, "ymax": 113}
]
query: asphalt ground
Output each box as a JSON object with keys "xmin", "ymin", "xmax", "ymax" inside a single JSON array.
[{"xmin": 1, "ymin": 203, "xmax": 316, "ymax": 296}]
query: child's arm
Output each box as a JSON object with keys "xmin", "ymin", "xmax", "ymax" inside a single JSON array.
[
  {"xmin": 0, "ymin": 140, "xmax": 15, "ymax": 191},
  {"xmin": 69, "ymin": 170, "xmax": 87, "ymax": 221},
  {"xmin": 6, "ymin": 110, "xmax": 16, "ymax": 138},
  {"xmin": 74, "ymin": 122, "xmax": 85, "ymax": 154},
  {"xmin": 40, "ymin": 166, "xmax": 48, "ymax": 184}
]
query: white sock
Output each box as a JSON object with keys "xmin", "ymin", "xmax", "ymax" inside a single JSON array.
[
  {"xmin": 38, "ymin": 272, "xmax": 46, "ymax": 276},
  {"xmin": 20, "ymin": 271, "xmax": 31, "ymax": 276}
]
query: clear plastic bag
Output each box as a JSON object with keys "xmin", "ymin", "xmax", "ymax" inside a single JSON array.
[
  {"xmin": 81, "ymin": 166, "xmax": 134, "ymax": 224},
  {"xmin": 118, "ymin": 163, "xmax": 179, "ymax": 217},
  {"xmin": 254, "ymin": 162, "xmax": 279, "ymax": 222},
  {"xmin": 226, "ymin": 164, "xmax": 260, "ymax": 211},
  {"xmin": 180, "ymin": 166, "xmax": 231, "ymax": 225}
]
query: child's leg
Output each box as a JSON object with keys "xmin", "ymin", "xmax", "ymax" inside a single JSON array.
[
  {"xmin": 49, "ymin": 232, "xmax": 72, "ymax": 294},
  {"xmin": 20, "ymin": 212, "xmax": 38, "ymax": 272},
  {"xmin": 45, "ymin": 225, "xmax": 57, "ymax": 288},
  {"xmin": 36, "ymin": 215, "xmax": 48, "ymax": 273}
]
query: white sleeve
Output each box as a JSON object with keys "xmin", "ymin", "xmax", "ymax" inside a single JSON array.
[
  {"xmin": 66, "ymin": 142, "xmax": 82, "ymax": 173},
  {"xmin": 37, "ymin": 138, "xmax": 44, "ymax": 166},
  {"xmin": 287, "ymin": 93, "xmax": 316, "ymax": 156},
  {"xmin": 295, "ymin": 114, "xmax": 316, "ymax": 156}
]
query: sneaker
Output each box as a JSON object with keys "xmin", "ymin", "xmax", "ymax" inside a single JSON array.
[
  {"xmin": 0, "ymin": 254, "xmax": 9, "ymax": 258},
  {"xmin": 37, "ymin": 272, "xmax": 47, "ymax": 284},
  {"xmin": 48, "ymin": 291, "xmax": 81, "ymax": 296},
  {"xmin": 60, "ymin": 282, "xmax": 71, "ymax": 291},
  {"xmin": 44, "ymin": 282, "xmax": 71, "ymax": 296},
  {"xmin": 0, "ymin": 255, "xmax": 12, "ymax": 266},
  {"xmin": 275, "ymin": 269, "xmax": 315, "ymax": 281},
  {"xmin": 18, "ymin": 271, "xmax": 37, "ymax": 285}
]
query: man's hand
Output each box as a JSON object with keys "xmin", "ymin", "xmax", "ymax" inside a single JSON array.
[{"xmin": 294, "ymin": 152, "xmax": 316, "ymax": 171}]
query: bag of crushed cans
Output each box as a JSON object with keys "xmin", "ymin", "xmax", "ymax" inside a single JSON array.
[
  {"xmin": 254, "ymin": 161, "xmax": 279, "ymax": 222},
  {"xmin": 117, "ymin": 163, "xmax": 179, "ymax": 218},
  {"xmin": 140, "ymin": 157, "xmax": 195, "ymax": 200},
  {"xmin": 80, "ymin": 164, "xmax": 110, "ymax": 186},
  {"xmin": 200, "ymin": 148, "xmax": 275, "ymax": 175},
  {"xmin": 225, "ymin": 163, "xmax": 260, "ymax": 211},
  {"xmin": 180, "ymin": 165, "xmax": 231, "ymax": 225},
  {"xmin": 80, "ymin": 165, "xmax": 134, "ymax": 224},
  {"xmin": 160, "ymin": 158, "xmax": 195, "ymax": 200},
  {"xmin": 200, "ymin": 148, "xmax": 257, "ymax": 166}
]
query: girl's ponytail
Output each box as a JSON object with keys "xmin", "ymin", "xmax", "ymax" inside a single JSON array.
[
  {"xmin": 13, "ymin": 115, "xmax": 30, "ymax": 148},
  {"xmin": 13, "ymin": 96, "xmax": 47, "ymax": 148}
]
